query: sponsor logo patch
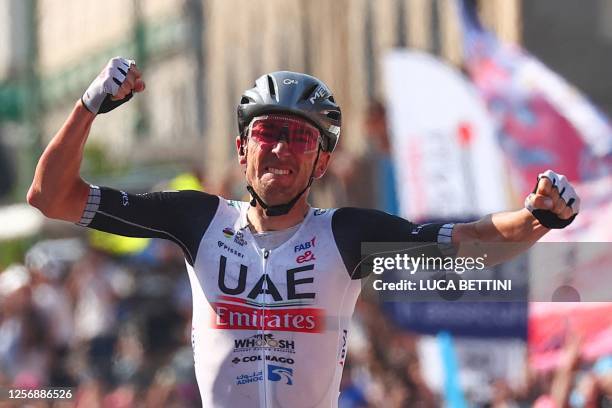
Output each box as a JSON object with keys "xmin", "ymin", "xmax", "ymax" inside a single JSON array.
[
  {"xmin": 223, "ymin": 227, "xmax": 235, "ymax": 238},
  {"xmin": 234, "ymin": 333, "xmax": 295, "ymax": 354},
  {"xmin": 223, "ymin": 227, "xmax": 247, "ymax": 246},
  {"xmin": 294, "ymin": 237, "xmax": 316, "ymax": 253},
  {"xmin": 234, "ymin": 230, "xmax": 247, "ymax": 246},
  {"xmin": 236, "ymin": 370, "xmax": 263, "ymax": 385},
  {"xmin": 267, "ymin": 364, "xmax": 293, "ymax": 385},
  {"xmin": 231, "ymin": 355, "xmax": 295, "ymax": 365},
  {"xmin": 218, "ymin": 258, "xmax": 315, "ymax": 302},
  {"xmin": 212, "ymin": 296, "xmax": 324, "ymax": 333},
  {"xmin": 217, "ymin": 241, "xmax": 245, "ymax": 258},
  {"xmin": 296, "ymin": 251, "xmax": 316, "ymax": 264}
]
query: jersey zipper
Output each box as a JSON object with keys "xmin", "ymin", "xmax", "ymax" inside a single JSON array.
[{"xmin": 260, "ymin": 248, "xmax": 270, "ymax": 408}]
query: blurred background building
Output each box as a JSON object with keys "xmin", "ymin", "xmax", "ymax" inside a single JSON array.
[{"xmin": 0, "ymin": 0, "xmax": 524, "ymax": 202}]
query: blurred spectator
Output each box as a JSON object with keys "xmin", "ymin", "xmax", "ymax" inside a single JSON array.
[
  {"xmin": 66, "ymin": 249, "xmax": 121, "ymax": 343},
  {"xmin": 327, "ymin": 101, "xmax": 399, "ymax": 213},
  {"xmin": 363, "ymin": 101, "xmax": 400, "ymax": 215},
  {"xmin": 0, "ymin": 264, "xmax": 51, "ymax": 387},
  {"xmin": 25, "ymin": 239, "xmax": 79, "ymax": 349}
]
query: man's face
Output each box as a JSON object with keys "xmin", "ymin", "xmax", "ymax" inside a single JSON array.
[{"xmin": 237, "ymin": 115, "xmax": 331, "ymax": 206}]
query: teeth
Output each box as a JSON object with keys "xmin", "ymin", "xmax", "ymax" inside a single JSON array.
[{"xmin": 269, "ymin": 167, "xmax": 290, "ymax": 175}]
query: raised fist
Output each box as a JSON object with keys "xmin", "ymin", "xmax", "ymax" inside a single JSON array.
[
  {"xmin": 81, "ymin": 57, "xmax": 145, "ymax": 114},
  {"xmin": 525, "ymin": 170, "xmax": 580, "ymax": 229}
]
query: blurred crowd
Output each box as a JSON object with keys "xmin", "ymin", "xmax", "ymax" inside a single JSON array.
[
  {"xmin": 1, "ymin": 102, "xmax": 611, "ymax": 407},
  {"xmin": 2, "ymin": 237, "xmax": 610, "ymax": 407},
  {"xmin": 0, "ymin": 238, "xmax": 199, "ymax": 407},
  {"xmin": 339, "ymin": 296, "xmax": 612, "ymax": 407}
]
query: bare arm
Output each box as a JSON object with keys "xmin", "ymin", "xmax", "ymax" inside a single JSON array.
[
  {"xmin": 453, "ymin": 208, "xmax": 548, "ymax": 244},
  {"xmin": 27, "ymin": 59, "xmax": 144, "ymax": 222},
  {"xmin": 452, "ymin": 173, "xmax": 579, "ymax": 262},
  {"xmin": 550, "ymin": 336, "xmax": 581, "ymax": 408},
  {"xmin": 452, "ymin": 209, "xmax": 548, "ymax": 263},
  {"xmin": 26, "ymin": 101, "xmax": 94, "ymax": 222}
]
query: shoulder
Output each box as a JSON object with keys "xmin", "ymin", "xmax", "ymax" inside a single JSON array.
[
  {"xmin": 133, "ymin": 189, "xmax": 221, "ymax": 220},
  {"xmin": 332, "ymin": 207, "xmax": 448, "ymax": 243},
  {"xmin": 332, "ymin": 207, "xmax": 393, "ymax": 224},
  {"xmin": 332, "ymin": 207, "xmax": 411, "ymax": 236},
  {"xmin": 166, "ymin": 189, "xmax": 221, "ymax": 211}
]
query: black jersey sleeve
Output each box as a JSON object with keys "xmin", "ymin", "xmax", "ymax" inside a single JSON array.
[
  {"xmin": 331, "ymin": 207, "xmax": 454, "ymax": 279},
  {"xmin": 77, "ymin": 185, "xmax": 219, "ymax": 266}
]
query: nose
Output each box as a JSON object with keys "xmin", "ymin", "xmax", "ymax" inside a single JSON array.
[{"xmin": 271, "ymin": 139, "xmax": 292, "ymax": 156}]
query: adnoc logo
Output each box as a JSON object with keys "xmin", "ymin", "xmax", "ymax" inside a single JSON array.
[
  {"xmin": 236, "ymin": 370, "xmax": 263, "ymax": 385},
  {"xmin": 267, "ymin": 365, "xmax": 293, "ymax": 385}
]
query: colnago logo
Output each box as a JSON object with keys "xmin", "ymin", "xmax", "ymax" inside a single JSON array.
[
  {"xmin": 212, "ymin": 296, "xmax": 324, "ymax": 333},
  {"xmin": 234, "ymin": 334, "xmax": 295, "ymax": 353},
  {"xmin": 232, "ymin": 355, "xmax": 295, "ymax": 365}
]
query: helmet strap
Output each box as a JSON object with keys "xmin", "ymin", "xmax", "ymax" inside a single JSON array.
[{"xmin": 247, "ymin": 148, "xmax": 321, "ymax": 217}]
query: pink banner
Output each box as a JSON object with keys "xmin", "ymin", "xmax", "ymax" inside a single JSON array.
[
  {"xmin": 457, "ymin": 0, "xmax": 612, "ymax": 197},
  {"xmin": 528, "ymin": 303, "xmax": 612, "ymax": 371}
]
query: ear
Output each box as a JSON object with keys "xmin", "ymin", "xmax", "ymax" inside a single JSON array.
[
  {"xmin": 236, "ymin": 136, "xmax": 247, "ymax": 165},
  {"xmin": 313, "ymin": 151, "xmax": 331, "ymax": 179}
]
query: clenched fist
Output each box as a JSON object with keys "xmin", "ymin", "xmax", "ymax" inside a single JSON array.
[
  {"xmin": 81, "ymin": 57, "xmax": 146, "ymax": 114},
  {"xmin": 525, "ymin": 170, "xmax": 580, "ymax": 229}
]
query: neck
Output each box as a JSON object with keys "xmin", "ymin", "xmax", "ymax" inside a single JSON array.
[{"xmin": 247, "ymin": 196, "xmax": 310, "ymax": 232}]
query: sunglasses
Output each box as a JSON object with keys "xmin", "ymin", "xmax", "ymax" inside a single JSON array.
[{"xmin": 247, "ymin": 114, "xmax": 322, "ymax": 154}]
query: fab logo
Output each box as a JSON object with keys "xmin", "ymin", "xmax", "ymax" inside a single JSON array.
[{"xmin": 294, "ymin": 237, "xmax": 316, "ymax": 253}]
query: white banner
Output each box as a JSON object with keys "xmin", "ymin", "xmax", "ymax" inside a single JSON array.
[{"xmin": 383, "ymin": 51, "xmax": 508, "ymax": 221}]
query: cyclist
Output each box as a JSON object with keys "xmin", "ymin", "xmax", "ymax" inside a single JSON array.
[{"xmin": 27, "ymin": 58, "xmax": 580, "ymax": 407}]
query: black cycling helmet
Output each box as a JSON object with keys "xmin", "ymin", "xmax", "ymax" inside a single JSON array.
[{"xmin": 237, "ymin": 71, "xmax": 341, "ymax": 152}]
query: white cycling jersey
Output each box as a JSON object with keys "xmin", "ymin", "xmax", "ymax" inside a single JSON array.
[
  {"xmin": 190, "ymin": 199, "xmax": 360, "ymax": 407},
  {"xmin": 77, "ymin": 186, "xmax": 451, "ymax": 407}
]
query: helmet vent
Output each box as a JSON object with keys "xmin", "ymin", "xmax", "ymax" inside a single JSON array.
[
  {"xmin": 329, "ymin": 95, "xmax": 335, "ymax": 103},
  {"xmin": 267, "ymin": 75, "xmax": 277, "ymax": 99},
  {"xmin": 240, "ymin": 96, "xmax": 250, "ymax": 104},
  {"xmin": 327, "ymin": 111, "xmax": 340, "ymax": 121}
]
